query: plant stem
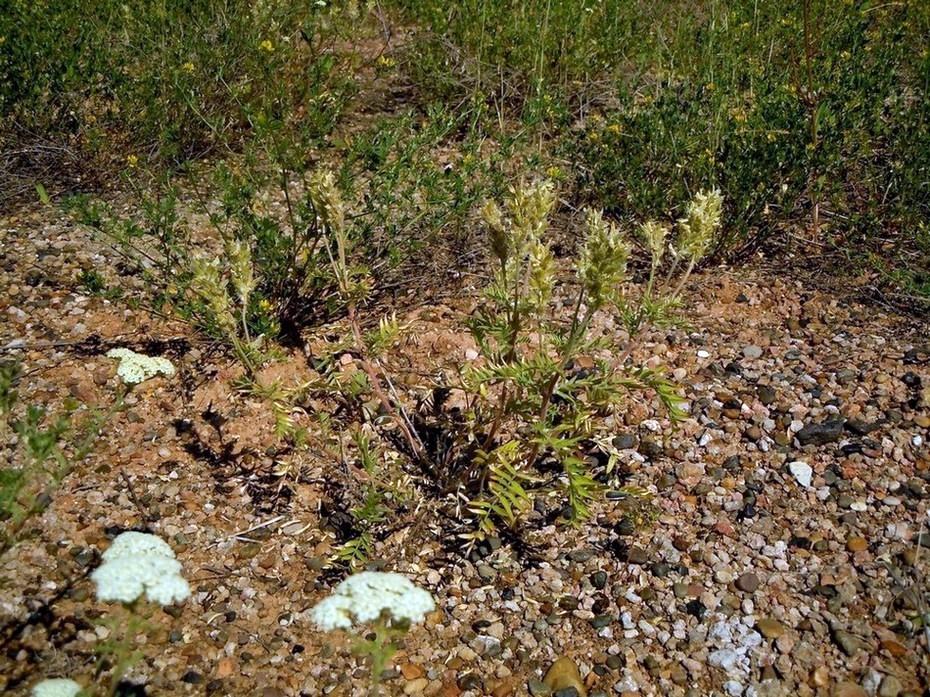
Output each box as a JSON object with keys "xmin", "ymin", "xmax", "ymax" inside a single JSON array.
[{"xmin": 106, "ymin": 611, "xmax": 143, "ymax": 697}]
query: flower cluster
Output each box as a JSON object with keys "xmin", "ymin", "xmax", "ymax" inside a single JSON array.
[
  {"xmin": 106, "ymin": 348, "xmax": 175, "ymax": 385},
  {"xmin": 677, "ymin": 188, "xmax": 723, "ymax": 261},
  {"xmin": 190, "ymin": 255, "xmax": 238, "ymax": 338},
  {"xmin": 310, "ymin": 571, "xmax": 435, "ymax": 631},
  {"xmin": 31, "ymin": 679, "xmax": 83, "ymax": 697},
  {"xmin": 578, "ymin": 208, "xmax": 630, "ymax": 310},
  {"xmin": 91, "ymin": 532, "xmax": 190, "ymax": 606}
]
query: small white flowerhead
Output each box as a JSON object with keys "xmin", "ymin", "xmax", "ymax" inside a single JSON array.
[
  {"xmin": 106, "ymin": 348, "xmax": 175, "ymax": 385},
  {"xmin": 31, "ymin": 678, "xmax": 83, "ymax": 697},
  {"xmin": 677, "ymin": 188, "xmax": 723, "ymax": 261},
  {"xmin": 310, "ymin": 571, "xmax": 435, "ymax": 632},
  {"xmin": 91, "ymin": 532, "xmax": 190, "ymax": 606}
]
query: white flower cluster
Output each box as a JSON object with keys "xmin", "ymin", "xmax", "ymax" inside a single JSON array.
[
  {"xmin": 106, "ymin": 348, "xmax": 176, "ymax": 385},
  {"xmin": 310, "ymin": 571, "xmax": 435, "ymax": 631},
  {"xmin": 31, "ymin": 678, "xmax": 83, "ymax": 697},
  {"xmin": 91, "ymin": 532, "xmax": 190, "ymax": 606}
]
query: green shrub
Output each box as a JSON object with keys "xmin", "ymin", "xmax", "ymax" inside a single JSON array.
[
  {"xmin": 0, "ymin": 0, "xmax": 362, "ymax": 171},
  {"xmin": 389, "ymin": 0, "xmax": 930, "ymax": 286}
]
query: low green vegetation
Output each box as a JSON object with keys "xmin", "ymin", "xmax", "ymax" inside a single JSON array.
[
  {"xmin": 390, "ymin": 0, "xmax": 930, "ymax": 293},
  {"xmin": 0, "ymin": 362, "xmax": 115, "ymax": 557},
  {"xmin": 1, "ymin": 0, "xmax": 363, "ymax": 179}
]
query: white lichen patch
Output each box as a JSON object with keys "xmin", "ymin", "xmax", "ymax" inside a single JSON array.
[
  {"xmin": 106, "ymin": 347, "xmax": 175, "ymax": 384},
  {"xmin": 310, "ymin": 571, "xmax": 435, "ymax": 631},
  {"xmin": 91, "ymin": 531, "xmax": 190, "ymax": 606}
]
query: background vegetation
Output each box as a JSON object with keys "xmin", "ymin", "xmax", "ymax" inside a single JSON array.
[{"xmin": 2, "ymin": 0, "xmax": 928, "ymax": 300}]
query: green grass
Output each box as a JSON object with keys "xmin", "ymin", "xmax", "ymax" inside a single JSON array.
[
  {"xmin": 2, "ymin": 0, "xmax": 928, "ymax": 302},
  {"xmin": 1, "ymin": 0, "xmax": 362, "ymax": 173},
  {"xmin": 389, "ymin": 0, "xmax": 930, "ymax": 295}
]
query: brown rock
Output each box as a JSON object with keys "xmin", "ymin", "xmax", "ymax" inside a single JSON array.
[
  {"xmin": 846, "ymin": 536, "xmax": 869, "ymax": 553},
  {"xmin": 401, "ymin": 664, "xmax": 425, "ymax": 680},
  {"xmin": 735, "ymin": 573, "xmax": 760, "ymax": 593},
  {"xmin": 881, "ymin": 639, "xmax": 908, "ymax": 657},
  {"xmin": 404, "ymin": 677, "xmax": 429, "ymax": 695},
  {"xmin": 543, "ymin": 657, "xmax": 587, "ymax": 697},
  {"xmin": 832, "ymin": 683, "xmax": 868, "ymax": 697},
  {"xmin": 756, "ymin": 618, "xmax": 786, "ymax": 639},
  {"xmin": 491, "ymin": 679, "xmax": 515, "ymax": 697},
  {"xmin": 215, "ymin": 658, "xmax": 235, "ymax": 679}
]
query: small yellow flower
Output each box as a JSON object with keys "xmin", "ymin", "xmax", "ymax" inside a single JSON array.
[
  {"xmin": 376, "ymin": 55, "xmax": 396, "ymax": 70},
  {"xmin": 607, "ymin": 123, "xmax": 621, "ymax": 135},
  {"xmin": 126, "ymin": 154, "xmax": 138, "ymax": 168},
  {"xmin": 546, "ymin": 166, "xmax": 562, "ymax": 178},
  {"xmin": 259, "ymin": 40, "xmax": 275, "ymax": 52},
  {"xmin": 182, "ymin": 62, "xmax": 195, "ymax": 72}
]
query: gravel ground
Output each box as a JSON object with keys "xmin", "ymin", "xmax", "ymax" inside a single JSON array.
[{"xmin": 1, "ymin": 201, "xmax": 928, "ymax": 697}]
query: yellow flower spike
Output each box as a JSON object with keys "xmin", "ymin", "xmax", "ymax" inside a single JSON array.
[
  {"xmin": 259, "ymin": 39, "xmax": 275, "ymax": 52},
  {"xmin": 182, "ymin": 62, "xmax": 194, "ymax": 73},
  {"xmin": 126, "ymin": 154, "xmax": 138, "ymax": 168}
]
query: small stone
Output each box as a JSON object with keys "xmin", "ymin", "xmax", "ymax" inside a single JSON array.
[
  {"xmin": 215, "ymin": 658, "xmax": 234, "ymax": 679},
  {"xmin": 756, "ymin": 618, "xmax": 786, "ymax": 639},
  {"xmin": 568, "ymin": 548, "xmax": 595, "ymax": 563},
  {"xmin": 405, "ymin": 678, "xmax": 430, "ymax": 695},
  {"xmin": 605, "ymin": 655, "xmax": 624, "ymax": 671},
  {"xmin": 491, "ymin": 680, "xmax": 515, "ymax": 697},
  {"xmin": 735, "ymin": 573, "xmax": 759, "ymax": 593},
  {"xmin": 669, "ymin": 664, "xmax": 688, "ymax": 685},
  {"xmin": 590, "ymin": 571, "xmax": 607, "ymax": 589},
  {"xmin": 743, "ymin": 345, "xmax": 763, "ymax": 359},
  {"xmin": 477, "ymin": 563, "xmax": 496, "ymax": 581},
  {"xmin": 182, "ymin": 671, "xmax": 203, "ymax": 684},
  {"xmin": 543, "ymin": 657, "xmax": 586, "ymax": 697},
  {"xmin": 612, "ymin": 434, "xmax": 637, "ymax": 450},
  {"xmin": 615, "ymin": 517, "xmax": 636, "ymax": 536},
  {"xmin": 626, "ymin": 547, "xmax": 649, "ymax": 565},
  {"xmin": 685, "ymin": 599, "xmax": 706, "ymax": 620},
  {"xmin": 757, "ymin": 385, "xmax": 777, "ymax": 406},
  {"xmin": 846, "ymin": 536, "xmax": 869, "ymax": 553},
  {"xmin": 401, "ymin": 664, "xmax": 425, "ymax": 680},
  {"xmin": 788, "ymin": 461, "xmax": 813, "ymax": 488},
  {"xmin": 528, "ymin": 679, "xmax": 553, "ymax": 697},
  {"xmin": 833, "ymin": 629, "xmax": 863, "ymax": 656},
  {"xmin": 796, "ymin": 420, "xmax": 845, "ymax": 446},
  {"xmin": 881, "ymin": 639, "xmax": 908, "ymax": 657},
  {"xmin": 832, "ymin": 683, "xmax": 868, "ymax": 697},
  {"xmin": 878, "ymin": 675, "xmax": 903, "ymax": 697}
]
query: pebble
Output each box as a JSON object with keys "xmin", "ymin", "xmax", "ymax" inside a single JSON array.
[
  {"xmin": 756, "ymin": 618, "xmax": 786, "ymax": 639},
  {"xmin": 846, "ymin": 537, "xmax": 869, "ymax": 553},
  {"xmin": 796, "ymin": 420, "xmax": 845, "ymax": 446},
  {"xmin": 878, "ymin": 675, "xmax": 903, "ymax": 697},
  {"xmin": 789, "ymin": 461, "xmax": 813, "ymax": 488},
  {"xmin": 404, "ymin": 678, "xmax": 429, "ymax": 694},
  {"xmin": 734, "ymin": 573, "xmax": 759, "ymax": 593},
  {"xmin": 528, "ymin": 680, "xmax": 553, "ymax": 697}
]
